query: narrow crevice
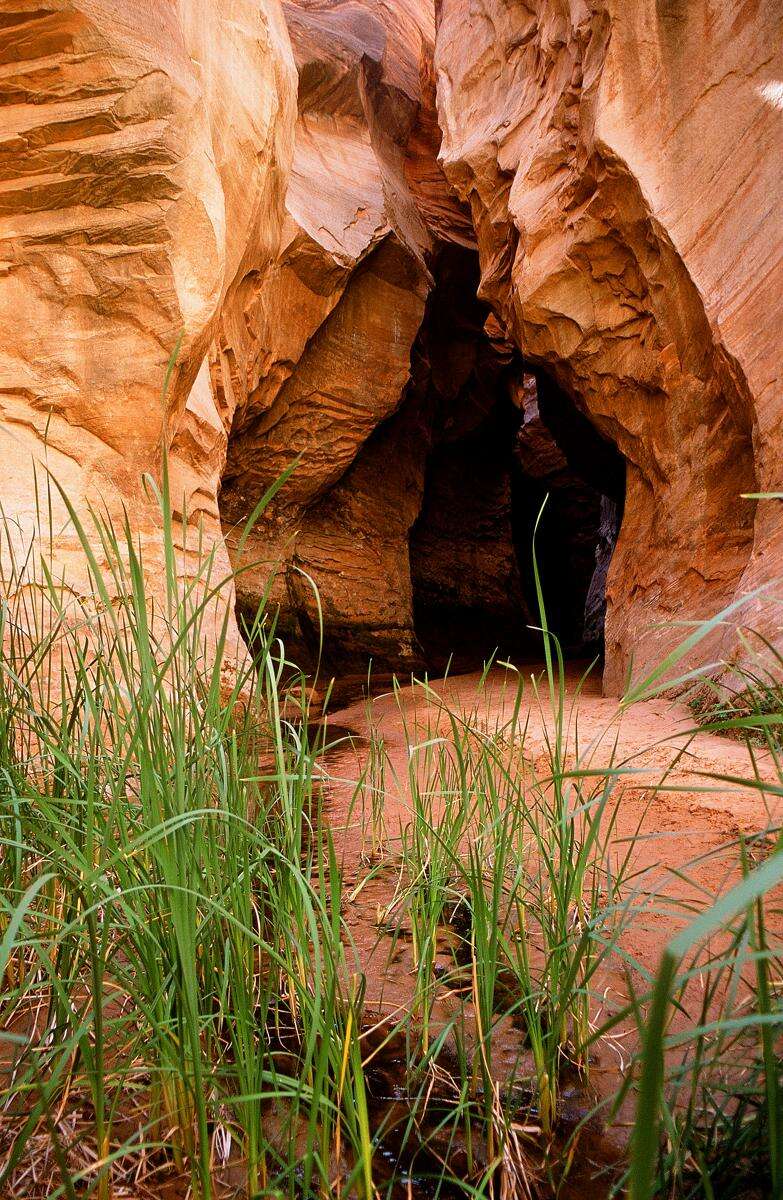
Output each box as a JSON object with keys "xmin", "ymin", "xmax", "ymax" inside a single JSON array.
[
  {"xmin": 407, "ymin": 253, "xmax": 627, "ymax": 675},
  {"xmin": 510, "ymin": 366, "xmax": 626, "ymax": 658}
]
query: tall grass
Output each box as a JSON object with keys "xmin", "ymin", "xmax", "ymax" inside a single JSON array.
[
  {"xmin": 1, "ymin": 440, "xmax": 782, "ymax": 1199},
  {"xmin": 614, "ymin": 596, "xmax": 783, "ymax": 1200},
  {"xmin": 0, "ymin": 455, "xmax": 376, "ymax": 1199},
  {"xmin": 364, "ymin": 651, "xmax": 643, "ymax": 1190}
]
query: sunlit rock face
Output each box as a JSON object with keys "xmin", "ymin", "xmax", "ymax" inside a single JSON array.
[
  {"xmin": 434, "ymin": 0, "xmax": 783, "ymax": 690},
  {"xmin": 0, "ymin": 1, "xmax": 296, "ymax": 671},
  {"xmin": 4, "ymin": 1, "xmax": 782, "ymax": 693}
]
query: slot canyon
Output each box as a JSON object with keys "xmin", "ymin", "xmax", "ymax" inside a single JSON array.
[
  {"xmin": 1, "ymin": 0, "xmax": 781, "ymax": 693},
  {"xmin": 3, "ymin": 5, "xmax": 783, "ymax": 1198}
]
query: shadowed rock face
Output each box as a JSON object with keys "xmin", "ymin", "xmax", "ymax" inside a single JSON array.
[
  {"xmin": 217, "ymin": 0, "xmax": 474, "ymax": 671},
  {"xmin": 511, "ymin": 369, "xmax": 624, "ymax": 655},
  {"xmin": 215, "ymin": 0, "xmax": 632, "ymax": 677},
  {"xmin": 4, "ymin": 1, "xmax": 782, "ymax": 693}
]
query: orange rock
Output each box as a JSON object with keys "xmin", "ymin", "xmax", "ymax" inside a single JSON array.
[
  {"xmin": 434, "ymin": 0, "xmax": 783, "ymax": 691},
  {"xmin": 4, "ymin": 0, "xmax": 782, "ymax": 697},
  {"xmin": 217, "ymin": 0, "xmax": 456, "ymax": 669},
  {"xmin": 0, "ymin": 0, "xmax": 296, "ymax": 673}
]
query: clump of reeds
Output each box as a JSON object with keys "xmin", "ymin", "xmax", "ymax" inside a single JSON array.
[
  {"xmin": 0, "ymin": 453, "xmax": 377, "ymax": 1200},
  {"xmin": 2, "ymin": 438, "xmax": 783, "ymax": 1200}
]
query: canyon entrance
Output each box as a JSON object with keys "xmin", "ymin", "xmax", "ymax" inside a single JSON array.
[{"xmin": 221, "ymin": 244, "xmax": 627, "ymax": 682}]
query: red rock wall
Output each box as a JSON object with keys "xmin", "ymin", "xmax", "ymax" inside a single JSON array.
[
  {"xmin": 216, "ymin": 0, "xmax": 469, "ymax": 669},
  {"xmin": 434, "ymin": 0, "xmax": 783, "ymax": 690},
  {"xmin": 3, "ymin": 0, "xmax": 782, "ymax": 694},
  {"xmin": 0, "ymin": 0, "xmax": 296, "ymax": 674}
]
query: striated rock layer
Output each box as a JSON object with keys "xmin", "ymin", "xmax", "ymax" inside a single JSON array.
[
  {"xmin": 0, "ymin": 0, "xmax": 296, "ymax": 673},
  {"xmin": 2, "ymin": 0, "xmax": 782, "ymax": 694}
]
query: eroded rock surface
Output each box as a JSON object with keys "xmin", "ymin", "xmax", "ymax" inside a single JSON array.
[
  {"xmin": 434, "ymin": 0, "xmax": 783, "ymax": 689},
  {"xmin": 0, "ymin": 0, "xmax": 296, "ymax": 670},
  {"xmin": 217, "ymin": 0, "xmax": 472, "ymax": 670},
  {"xmin": 3, "ymin": 0, "xmax": 782, "ymax": 694}
]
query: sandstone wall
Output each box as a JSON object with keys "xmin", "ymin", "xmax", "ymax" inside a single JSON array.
[
  {"xmin": 0, "ymin": 0, "xmax": 296, "ymax": 671},
  {"xmin": 434, "ymin": 0, "xmax": 783, "ymax": 690},
  {"xmin": 216, "ymin": 0, "xmax": 469, "ymax": 669},
  {"xmin": 3, "ymin": 0, "xmax": 781, "ymax": 694}
]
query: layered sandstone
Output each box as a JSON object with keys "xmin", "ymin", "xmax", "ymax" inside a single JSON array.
[
  {"xmin": 0, "ymin": 0, "xmax": 296, "ymax": 671},
  {"xmin": 3, "ymin": 0, "xmax": 782, "ymax": 695}
]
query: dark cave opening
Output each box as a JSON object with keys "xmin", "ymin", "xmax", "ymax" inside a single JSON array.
[
  {"xmin": 409, "ymin": 388, "xmax": 527, "ymax": 673},
  {"xmin": 408, "ymin": 262, "xmax": 626, "ymax": 675},
  {"xmin": 510, "ymin": 368, "xmax": 626, "ymax": 660},
  {"xmin": 220, "ymin": 239, "xmax": 627, "ymax": 689},
  {"xmin": 410, "ymin": 377, "xmax": 626, "ymax": 673}
]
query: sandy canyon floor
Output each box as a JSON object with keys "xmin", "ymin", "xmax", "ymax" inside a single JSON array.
[{"xmin": 320, "ymin": 665, "xmax": 781, "ymax": 1185}]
